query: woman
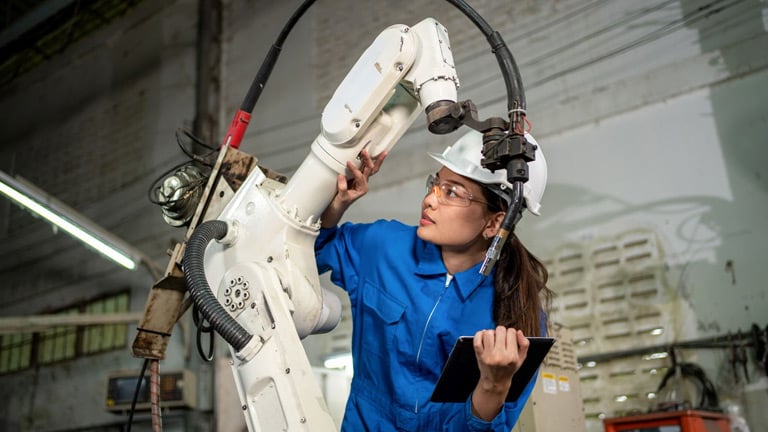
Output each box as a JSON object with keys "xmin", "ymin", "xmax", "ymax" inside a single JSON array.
[{"xmin": 315, "ymin": 130, "xmax": 552, "ymax": 431}]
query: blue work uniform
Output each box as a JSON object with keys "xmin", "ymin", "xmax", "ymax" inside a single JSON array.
[{"xmin": 315, "ymin": 220, "xmax": 537, "ymax": 431}]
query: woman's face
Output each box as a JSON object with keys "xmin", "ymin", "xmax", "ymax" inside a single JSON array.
[{"xmin": 417, "ymin": 167, "xmax": 500, "ymax": 253}]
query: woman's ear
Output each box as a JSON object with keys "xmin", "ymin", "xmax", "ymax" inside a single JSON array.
[{"xmin": 484, "ymin": 211, "xmax": 506, "ymax": 238}]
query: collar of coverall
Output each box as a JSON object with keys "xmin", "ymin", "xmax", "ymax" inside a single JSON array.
[{"xmin": 414, "ymin": 237, "xmax": 490, "ymax": 302}]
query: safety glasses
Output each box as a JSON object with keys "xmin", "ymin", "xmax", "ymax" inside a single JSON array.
[{"xmin": 425, "ymin": 174, "xmax": 489, "ymax": 207}]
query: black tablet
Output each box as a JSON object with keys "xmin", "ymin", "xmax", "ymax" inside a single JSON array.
[{"xmin": 429, "ymin": 336, "xmax": 555, "ymax": 403}]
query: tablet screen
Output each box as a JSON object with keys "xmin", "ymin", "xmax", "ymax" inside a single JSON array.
[{"xmin": 429, "ymin": 336, "xmax": 555, "ymax": 403}]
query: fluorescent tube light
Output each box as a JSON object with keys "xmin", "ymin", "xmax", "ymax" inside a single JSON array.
[
  {"xmin": 323, "ymin": 352, "xmax": 353, "ymax": 371},
  {"xmin": 0, "ymin": 169, "xmax": 141, "ymax": 270}
]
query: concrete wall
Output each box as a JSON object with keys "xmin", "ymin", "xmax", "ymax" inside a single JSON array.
[
  {"xmin": 0, "ymin": 1, "xmax": 211, "ymax": 431},
  {"xmin": 0, "ymin": 0, "xmax": 766, "ymax": 430}
]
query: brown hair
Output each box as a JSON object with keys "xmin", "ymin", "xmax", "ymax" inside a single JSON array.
[{"xmin": 481, "ymin": 188, "xmax": 552, "ymax": 336}]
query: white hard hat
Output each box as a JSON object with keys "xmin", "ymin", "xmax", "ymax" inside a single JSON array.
[{"xmin": 428, "ymin": 130, "xmax": 547, "ymax": 215}]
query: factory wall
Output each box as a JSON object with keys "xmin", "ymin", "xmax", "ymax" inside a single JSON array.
[
  {"xmin": 0, "ymin": 0, "xmax": 766, "ymax": 431},
  {"xmin": 0, "ymin": 1, "xmax": 214, "ymax": 431}
]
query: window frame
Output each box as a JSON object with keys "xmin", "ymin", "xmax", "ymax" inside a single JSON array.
[{"xmin": 0, "ymin": 290, "xmax": 131, "ymax": 375}]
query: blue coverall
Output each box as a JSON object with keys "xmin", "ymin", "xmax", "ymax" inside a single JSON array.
[{"xmin": 315, "ymin": 219, "xmax": 537, "ymax": 431}]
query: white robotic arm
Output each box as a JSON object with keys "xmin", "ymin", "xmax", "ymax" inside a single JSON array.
[
  {"xmin": 281, "ymin": 18, "xmax": 458, "ymax": 222},
  {"xmin": 193, "ymin": 18, "xmax": 459, "ymax": 431}
]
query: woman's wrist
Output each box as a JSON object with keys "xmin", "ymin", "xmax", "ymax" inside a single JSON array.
[
  {"xmin": 477, "ymin": 375, "xmax": 512, "ymax": 396},
  {"xmin": 470, "ymin": 377, "xmax": 511, "ymax": 420},
  {"xmin": 320, "ymin": 198, "xmax": 348, "ymax": 228}
]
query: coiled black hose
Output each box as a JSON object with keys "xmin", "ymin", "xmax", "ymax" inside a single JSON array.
[{"xmin": 184, "ymin": 220, "xmax": 253, "ymax": 351}]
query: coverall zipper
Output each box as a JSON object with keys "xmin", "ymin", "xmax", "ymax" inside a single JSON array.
[{"xmin": 413, "ymin": 273, "xmax": 453, "ymax": 413}]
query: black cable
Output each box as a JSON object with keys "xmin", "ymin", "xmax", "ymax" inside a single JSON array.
[
  {"xmin": 524, "ymin": 0, "xmax": 741, "ymax": 88},
  {"xmin": 196, "ymin": 319, "xmax": 215, "ymax": 362},
  {"xmin": 452, "ymin": 0, "xmax": 676, "ymax": 93},
  {"xmin": 240, "ymin": 0, "xmax": 317, "ymax": 113},
  {"xmin": 464, "ymin": 0, "xmax": 744, "ymax": 110},
  {"xmin": 146, "ymin": 125, "xmax": 219, "ymax": 208},
  {"xmin": 184, "ymin": 220, "xmax": 253, "ymax": 351},
  {"xmin": 192, "ymin": 304, "xmax": 215, "ymax": 362},
  {"xmin": 145, "ymin": 160, "xmax": 209, "ymax": 206},
  {"xmin": 176, "ymin": 128, "xmax": 218, "ymax": 165},
  {"xmin": 454, "ymin": 0, "xmax": 613, "ymax": 67},
  {"xmin": 522, "ymin": 0, "xmax": 679, "ymax": 68},
  {"xmin": 192, "ymin": 303, "xmax": 214, "ymax": 333},
  {"xmin": 240, "ymin": 0, "xmax": 527, "ymax": 116},
  {"xmin": 148, "ymin": 177, "xmax": 208, "ymax": 206},
  {"xmin": 656, "ymin": 362, "xmax": 720, "ymax": 411},
  {"xmin": 179, "ymin": 126, "xmax": 218, "ymax": 151},
  {"xmin": 126, "ymin": 358, "xmax": 149, "ymax": 432},
  {"xmin": 444, "ymin": 0, "xmax": 525, "ymax": 113},
  {"xmin": 237, "ymin": 0, "xmax": 526, "ymax": 124},
  {"xmin": 444, "ymin": 0, "xmax": 493, "ymax": 37}
]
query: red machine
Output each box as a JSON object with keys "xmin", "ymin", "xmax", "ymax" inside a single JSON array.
[{"xmin": 603, "ymin": 410, "xmax": 731, "ymax": 432}]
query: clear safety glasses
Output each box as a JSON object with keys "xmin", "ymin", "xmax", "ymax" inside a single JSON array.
[{"xmin": 425, "ymin": 174, "xmax": 489, "ymax": 207}]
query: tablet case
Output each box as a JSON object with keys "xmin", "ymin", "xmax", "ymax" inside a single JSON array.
[{"xmin": 429, "ymin": 336, "xmax": 555, "ymax": 403}]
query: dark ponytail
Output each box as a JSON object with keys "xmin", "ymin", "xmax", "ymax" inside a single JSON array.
[{"xmin": 481, "ymin": 189, "xmax": 552, "ymax": 336}]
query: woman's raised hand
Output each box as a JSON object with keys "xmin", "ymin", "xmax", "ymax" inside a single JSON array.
[
  {"xmin": 320, "ymin": 149, "xmax": 387, "ymax": 228},
  {"xmin": 337, "ymin": 149, "xmax": 387, "ymax": 205}
]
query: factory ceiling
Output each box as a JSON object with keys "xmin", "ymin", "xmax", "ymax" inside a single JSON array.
[{"xmin": 0, "ymin": 0, "xmax": 144, "ymax": 87}]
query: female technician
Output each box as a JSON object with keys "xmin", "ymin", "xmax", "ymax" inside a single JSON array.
[{"xmin": 315, "ymin": 129, "xmax": 552, "ymax": 431}]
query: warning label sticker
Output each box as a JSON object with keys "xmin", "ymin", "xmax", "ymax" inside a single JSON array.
[{"xmin": 542, "ymin": 372, "xmax": 557, "ymax": 394}]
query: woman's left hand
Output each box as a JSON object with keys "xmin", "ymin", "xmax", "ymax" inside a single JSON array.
[
  {"xmin": 320, "ymin": 149, "xmax": 387, "ymax": 228},
  {"xmin": 470, "ymin": 326, "xmax": 530, "ymax": 420}
]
